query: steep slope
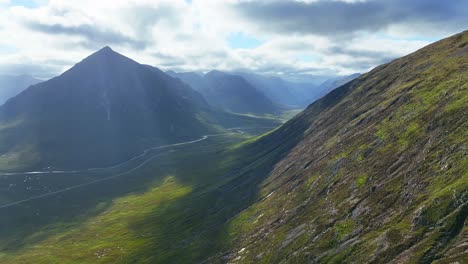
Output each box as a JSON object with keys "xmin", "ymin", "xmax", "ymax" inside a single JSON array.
[
  {"xmin": 0, "ymin": 31, "xmax": 465, "ymax": 264},
  {"xmin": 208, "ymin": 30, "xmax": 468, "ymax": 263},
  {"xmin": 235, "ymin": 72, "xmax": 360, "ymax": 109},
  {"xmin": 170, "ymin": 70, "xmax": 281, "ymax": 115},
  {"xmin": 0, "ymin": 47, "xmax": 220, "ymax": 171},
  {"xmin": 0, "ymin": 75, "xmax": 41, "ymax": 104},
  {"xmin": 294, "ymin": 73, "xmax": 361, "ymax": 106},
  {"xmin": 316, "ymin": 73, "xmax": 361, "ymax": 95}
]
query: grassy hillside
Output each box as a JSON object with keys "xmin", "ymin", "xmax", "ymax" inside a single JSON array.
[
  {"xmin": 0, "ymin": 48, "xmax": 283, "ymax": 172},
  {"xmin": 207, "ymin": 30, "xmax": 468, "ymax": 263},
  {"xmin": 0, "ymin": 31, "xmax": 466, "ymax": 264},
  {"xmin": 0, "ymin": 125, "xmax": 289, "ymax": 263}
]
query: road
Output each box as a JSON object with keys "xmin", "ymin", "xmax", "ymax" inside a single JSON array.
[{"xmin": 0, "ymin": 126, "xmax": 277, "ymax": 209}]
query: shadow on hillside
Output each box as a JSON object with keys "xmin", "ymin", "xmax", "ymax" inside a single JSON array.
[
  {"xmin": 118, "ymin": 79, "xmax": 361, "ymax": 262},
  {"xmin": 0, "ymin": 77, "xmax": 350, "ymax": 261},
  {"xmin": 0, "ymin": 124, "xmax": 303, "ymax": 260},
  {"xmin": 121, "ymin": 117, "xmax": 310, "ymax": 262}
]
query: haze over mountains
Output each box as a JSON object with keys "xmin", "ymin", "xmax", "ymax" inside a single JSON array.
[
  {"xmin": 0, "ymin": 75, "xmax": 41, "ymax": 104},
  {"xmin": 206, "ymin": 31, "xmax": 468, "ymax": 263},
  {"xmin": 168, "ymin": 70, "xmax": 360, "ymax": 111},
  {"xmin": 0, "ymin": 0, "xmax": 466, "ymax": 262},
  {"xmin": 0, "ymin": 47, "xmax": 280, "ymax": 171},
  {"xmin": 168, "ymin": 70, "xmax": 281, "ymax": 114},
  {"xmin": 0, "ymin": 30, "xmax": 466, "ymax": 264},
  {"xmin": 0, "ymin": 46, "xmax": 355, "ymax": 171}
]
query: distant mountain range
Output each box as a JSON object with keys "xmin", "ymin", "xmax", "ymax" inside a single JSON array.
[
  {"xmin": 206, "ymin": 30, "xmax": 468, "ymax": 263},
  {"xmin": 0, "ymin": 74, "xmax": 41, "ymax": 105},
  {"xmin": 167, "ymin": 70, "xmax": 282, "ymax": 114},
  {"xmin": 0, "ymin": 47, "xmax": 279, "ymax": 171},
  {"xmin": 315, "ymin": 73, "xmax": 361, "ymax": 95},
  {"xmin": 233, "ymin": 72, "xmax": 309, "ymax": 108},
  {"xmin": 169, "ymin": 70, "xmax": 359, "ymax": 111},
  {"xmin": 0, "ymin": 30, "xmax": 466, "ymax": 264},
  {"xmin": 295, "ymin": 73, "xmax": 361, "ymax": 106}
]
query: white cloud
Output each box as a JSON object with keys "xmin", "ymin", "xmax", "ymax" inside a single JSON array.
[{"xmin": 0, "ymin": 0, "xmax": 462, "ymax": 79}]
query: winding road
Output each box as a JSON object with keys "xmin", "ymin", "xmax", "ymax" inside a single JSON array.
[{"xmin": 0, "ymin": 126, "xmax": 276, "ymax": 209}]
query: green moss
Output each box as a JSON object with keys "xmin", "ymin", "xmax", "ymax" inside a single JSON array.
[
  {"xmin": 228, "ymin": 126, "xmax": 279, "ymax": 150},
  {"xmin": 356, "ymin": 174, "xmax": 368, "ymax": 187},
  {"xmin": 335, "ymin": 219, "xmax": 355, "ymax": 240},
  {"xmin": 397, "ymin": 121, "xmax": 422, "ymax": 149},
  {"xmin": 374, "ymin": 127, "xmax": 388, "ymax": 141},
  {"xmin": 355, "ymin": 153, "xmax": 364, "ymax": 162}
]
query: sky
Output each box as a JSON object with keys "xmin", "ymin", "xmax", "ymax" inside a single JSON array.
[{"xmin": 0, "ymin": 0, "xmax": 466, "ymax": 81}]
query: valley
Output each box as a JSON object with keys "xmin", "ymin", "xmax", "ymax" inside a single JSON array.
[
  {"xmin": 0, "ymin": 124, "xmax": 282, "ymax": 263},
  {"xmin": 0, "ymin": 2, "xmax": 466, "ymax": 262}
]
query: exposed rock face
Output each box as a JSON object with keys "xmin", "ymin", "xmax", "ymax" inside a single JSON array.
[{"xmin": 212, "ymin": 31, "xmax": 468, "ymax": 263}]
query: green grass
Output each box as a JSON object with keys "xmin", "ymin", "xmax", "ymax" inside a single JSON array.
[
  {"xmin": 1, "ymin": 176, "xmax": 192, "ymax": 263},
  {"xmin": 0, "ymin": 123, "xmax": 290, "ymax": 263},
  {"xmin": 356, "ymin": 174, "xmax": 368, "ymax": 187},
  {"xmin": 1, "ymin": 32, "xmax": 467, "ymax": 264}
]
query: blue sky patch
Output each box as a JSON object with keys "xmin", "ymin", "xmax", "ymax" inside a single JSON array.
[
  {"xmin": 227, "ymin": 32, "xmax": 263, "ymax": 49},
  {"xmin": 9, "ymin": 0, "xmax": 43, "ymax": 8},
  {"xmin": 297, "ymin": 54, "xmax": 318, "ymax": 62}
]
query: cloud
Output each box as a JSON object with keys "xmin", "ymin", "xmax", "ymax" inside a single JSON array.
[
  {"xmin": 0, "ymin": 0, "xmax": 465, "ymax": 80},
  {"xmin": 0, "ymin": 62, "xmax": 63, "ymax": 79},
  {"xmin": 232, "ymin": 0, "xmax": 468, "ymax": 37},
  {"xmin": 25, "ymin": 22, "xmax": 146, "ymax": 49}
]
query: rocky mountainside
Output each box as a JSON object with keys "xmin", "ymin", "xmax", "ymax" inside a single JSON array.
[
  {"xmin": 0, "ymin": 47, "xmax": 278, "ymax": 171},
  {"xmin": 0, "ymin": 74, "xmax": 41, "ymax": 104},
  {"xmin": 0, "ymin": 32, "xmax": 466, "ymax": 264},
  {"xmin": 316, "ymin": 73, "xmax": 361, "ymax": 95},
  {"xmin": 293, "ymin": 73, "xmax": 361, "ymax": 106},
  {"xmin": 208, "ymin": 30, "xmax": 468, "ymax": 263},
  {"xmin": 168, "ymin": 70, "xmax": 281, "ymax": 114}
]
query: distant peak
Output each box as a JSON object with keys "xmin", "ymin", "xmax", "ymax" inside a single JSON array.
[
  {"xmin": 95, "ymin": 46, "xmax": 115, "ymax": 55},
  {"xmin": 85, "ymin": 46, "xmax": 129, "ymax": 62},
  {"xmin": 65, "ymin": 45, "xmax": 141, "ymax": 75},
  {"xmin": 101, "ymin": 46, "xmax": 113, "ymax": 51},
  {"xmin": 205, "ymin": 70, "xmax": 226, "ymax": 77}
]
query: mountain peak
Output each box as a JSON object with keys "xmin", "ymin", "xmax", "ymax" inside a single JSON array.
[
  {"xmin": 66, "ymin": 46, "xmax": 139, "ymax": 76},
  {"xmin": 91, "ymin": 46, "xmax": 119, "ymax": 57},
  {"xmin": 205, "ymin": 70, "xmax": 225, "ymax": 77},
  {"xmin": 101, "ymin": 46, "xmax": 113, "ymax": 51}
]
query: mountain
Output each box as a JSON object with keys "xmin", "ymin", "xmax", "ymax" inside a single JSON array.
[
  {"xmin": 292, "ymin": 73, "xmax": 360, "ymax": 106},
  {"xmin": 0, "ymin": 47, "xmax": 279, "ymax": 171},
  {"xmin": 317, "ymin": 73, "xmax": 361, "ymax": 95},
  {"xmin": 168, "ymin": 70, "xmax": 352, "ymax": 110},
  {"xmin": 1, "ymin": 32, "xmax": 466, "ymax": 264},
  {"xmin": 168, "ymin": 70, "xmax": 282, "ymax": 114},
  {"xmin": 0, "ymin": 74, "xmax": 41, "ymax": 105},
  {"xmin": 207, "ymin": 30, "xmax": 468, "ymax": 263},
  {"xmin": 233, "ymin": 72, "xmax": 306, "ymax": 108},
  {"xmin": 235, "ymin": 73, "xmax": 361, "ymax": 108}
]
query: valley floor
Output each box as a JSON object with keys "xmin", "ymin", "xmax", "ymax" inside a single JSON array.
[{"xmin": 0, "ymin": 125, "xmax": 281, "ymax": 263}]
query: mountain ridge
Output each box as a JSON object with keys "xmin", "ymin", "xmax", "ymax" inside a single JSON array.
[
  {"xmin": 168, "ymin": 70, "xmax": 282, "ymax": 114},
  {"xmin": 0, "ymin": 31, "xmax": 466, "ymax": 264},
  {"xmin": 0, "ymin": 47, "xmax": 280, "ymax": 171},
  {"xmin": 207, "ymin": 29, "xmax": 468, "ymax": 263},
  {"xmin": 0, "ymin": 74, "xmax": 41, "ymax": 105}
]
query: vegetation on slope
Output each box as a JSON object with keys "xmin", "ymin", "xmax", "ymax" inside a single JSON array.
[
  {"xmin": 210, "ymin": 30, "xmax": 468, "ymax": 263},
  {"xmin": 0, "ymin": 31, "xmax": 466, "ymax": 264},
  {"xmin": 0, "ymin": 126, "xmax": 293, "ymax": 263}
]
